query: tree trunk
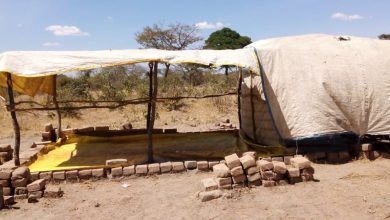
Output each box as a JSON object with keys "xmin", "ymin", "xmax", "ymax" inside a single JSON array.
[
  {"xmin": 6, "ymin": 73, "xmax": 21, "ymax": 166},
  {"xmin": 164, "ymin": 63, "xmax": 170, "ymax": 78}
]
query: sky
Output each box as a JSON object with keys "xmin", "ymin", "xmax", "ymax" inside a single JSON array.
[{"xmin": 0, "ymin": 0, "xmax": 389, "ymax": 52}]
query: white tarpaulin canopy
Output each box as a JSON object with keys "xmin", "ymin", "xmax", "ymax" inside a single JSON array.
[{"xmin": 248, "ymin": 34, "xmax": 390, "ymax": 139}]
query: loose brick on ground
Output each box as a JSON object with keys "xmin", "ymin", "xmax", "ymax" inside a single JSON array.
[
  {"xmin": 52, "ymin": 171, "xmax": 65, "ymax": 181},
  {"xmin": 160, "ymin": 162, "xmax": 172, "ymax": 173},
  {"xmin": 201, "ymin": 178, "xmax": 218, "ymax": 191},
  {"xmin": 123, "ymin": 166, "xmax": 135, "ymax": 176},
  {"xmin": 11, "ymin": 178, "xmax": 28, "ymax": 187},
  {"xmin": 44, "ymin": 185, "xmax": 63, "ymax": 198},
  {"xmin": 148, "ymin": 163, "xmax": 160, "ymax": 174},
  {"xmin": 27, "ymin": 179, "xmax": 46, "ymax": 192},
  {"xmin": 106, "ymin": 158, "xmax": 127, "ymax": 166},
  {"xmin": 208, "ymin": 161, "xmax": 219, "ymax": 169},
  {"xmin": 28, "ymin": 190, "xmax": 43, "ymax": 198},
  {"xmin": 240, "ymin": 155, "xmax": 256, "ymax": 169},
  {"xmin": 15, "ymin": 187, "xmax": 28, "ymax": 195},
  {"xmin": 198, "ymin": 190, "xmax": 222, "ymax": 202},
  {"xmin": 4, "ymin": 196, "xmax": 15, "ymax": 205},
  {"xmin": 184, "ymin": 161, "xmax": 197, "ymax": 170},
  {"xmin": 216, "ymin": 177, "xmax": 232, "ymax": 187},
  {"xmin": 263, "ymin": 180, "xmax": 276, "ymax": 187},
  {"xmin": 11, "ymin": 166, "xmax": 30, "ymax": 180},
  {"xmin": 213, "ymin": 163, "xmax": 231, "ymax": 178},
  {"xmin": 290, "ymin": 157, "xmax": 311, "ymax": 169},
  {"xmin": 197, "ymin": 161, "xmax": 209, "ymax": 171},
  {"xmin": 136, "ymin": 165, "xmax": 148, "ymax": 175},
  {"xmin": 225, "ymin": 153, "xmax": 241, "ymax": 169},
  {"xmin": 172, "ymin": 162, "xmax": 185, "ymax": 172}
]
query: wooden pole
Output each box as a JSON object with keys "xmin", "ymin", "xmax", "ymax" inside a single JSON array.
[
  {"xmin": 6, "ymin": 73, "xmax": 21, "ymax": 166},
  {"xmin": 147, "ymin": 62, "xmax": 158, "ymax": 163},
  {"xmin": 237, "ymin": 67, "xmax": 243, "ymax": 129},
  {"xmin": 249, "ymin": 71, "xmax": 258, "ymax": 143},
  {"xmin": 53, "ymin": 75, "xmax": 62, "ymax": 140},
  {"xmin": 146, "ymin": 62, "xmax": 153, "ymax": 129}
]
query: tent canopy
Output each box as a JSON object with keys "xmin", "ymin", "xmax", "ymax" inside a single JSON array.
[{"xmin": 0, "ymin": 48, "xmax": 259, "ymax": 96}]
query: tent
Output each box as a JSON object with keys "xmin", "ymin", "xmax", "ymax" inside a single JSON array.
[{"xmin": 1, "ymin": 34, "xmax": 390, "ymax": 165}]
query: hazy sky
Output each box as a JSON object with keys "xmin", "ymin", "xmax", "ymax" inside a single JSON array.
[{"xmin": 0, "ymin": 0, "xmax": 389, "ymax": 52}]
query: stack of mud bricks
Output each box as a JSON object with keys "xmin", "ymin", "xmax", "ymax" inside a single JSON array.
[
  {"xmin": 42, "ymin": 123, "xmax": 56, "ymax": 142},
  {"xmin": 201, "ymin": 153, "xmax": 315, "ymax": 194},
  {"xmin": 0, "ymin": 144, "xmax": 13, "ymax": 164},
  {"xmin": 0, "ymin": 167, "xmax": 63, "ymax": 208},
  {"xmin": 360, "ymin": 143, "xmax": 390, "ymax": 160}
]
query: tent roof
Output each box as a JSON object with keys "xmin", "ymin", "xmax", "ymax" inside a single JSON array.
[{"xmin": 0, "ymin": 48, "xmax": 259, "ymax": 96}]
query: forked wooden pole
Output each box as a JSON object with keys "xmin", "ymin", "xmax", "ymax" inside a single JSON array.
[
  {"xmin": 147, "ymin": 62, "xmax": 158, "ymax": 163},
  {"xmin": 6, "ymin": 72, "xmax": 21, "ymax": 166},
  {"xmin": 237, "ymin": 67, "xmax": 243, "ymax": 129},
  {"xmin": 53, "ymin": 75, "xmax": 62, "ymax": 140},
  {"xmin": 249, "ymin": 71, "xmax": 258, "ymax": 143}
]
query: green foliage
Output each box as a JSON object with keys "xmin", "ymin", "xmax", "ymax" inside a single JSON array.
[{"xmin": 204, "ymin": 27, "xmax": 252, "ymax": 50}]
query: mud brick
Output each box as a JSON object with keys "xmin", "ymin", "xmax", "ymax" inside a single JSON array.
[
  {"xmin": 2, "ymin": 187, "xmax": 11, "ymax": 196},
  {"xmin": 262, "ymin": 157, "xmax": 272, "ymax": 162},
  {"xmin": 216, "ymin": 177, "xmax": 232, "ymax": 187},
  {"xmin": 164, "ymin": 128, "xmax": 177, "ymax": 134},
  {"xmin": 0, "ymin": 144, "xmax": 12, "ymax": 152},
  {"xmin": 147, "ymin": 163, "xmax": 160, "ymax": 174},
  {"xmin": 361, "ymin": 143, "xmax": 372, "ymax": 152},
  {"xmin": 219, "ymin": 184, "xmax": 233, "ymax": 190},
  {"xmin": 232, "ymin": 174, "xmax": 246, "ymax": 184},
  {"xmin": 273, "ymin": 173, "xmax": 285, "ymax": 181},
  {"xmin": 76, "ymin": 126, "xmax": 94, "ymax": 133},
  {"xmin": 257, "ymin": 159, "xmax": 274, "ymax": 171},
  {"xmin": 197, "ymin": 161, "xmax": 209, "ymax": 171},
  {"xmin": 14, "ymin": 194, "xmax": 28, "ymax": 200},
  {"xmin": 15, "ymin": 187, "xmax": 28, "ymax": 195},
  {"xmin": 284, "ymin": 156, "xmax": 293, "ymax": 165},
  {"xmin": 30, "ymin": 172, "xmax": 40, "ymax": 181},
  {"xmin": 290, "ymin": 157, "xmax": 311, "ymax": 169},
  {"xmin": 261, "ymin": 170, "xmax": 275, "ymax": 180},
  {"xmin": 0, "ymin": 179, "xmax": 9, "ymax": 187},
  {"xmin": 106, "ymin": 159, "xmax": 127, "ymax": 166},
  {"xmin": 11, "ymin": 178, "xmax": 28, "ymax": 187},
  {"xmin": 213, "ymin": 163, "xmax": 231, "ymax": 178},
  {"xmin": 230, "ymin": 166, "xmax": 244, "ymax": 176},
  {"xmin": 77, "ymin": 169, "xmax": 92, "ymax": 180},
  {"xmin": 240, "ymin": 155, "xmax": 256, "ymax": 169},
  {"xmin": 4, "ymin": 196, "xmax": 15, "ymax": 205},
  {"xmin": 110, "ymin": 167, "xmax": 123, "ymax": 177},
  {"xmin": 245, "ymin": 166, "xmax": 258, "ymax": 175},
  {"xmin": 65, "ymin": 170, "xmax": 78, "ymax": 181},
  {"xmin": 273, "ymin": 161, "xmax": 287, "ymax": 174},
  {"xmin": 27, "ymin": 179, "xmax": 46, "ymax": 192},
  {"xmin": 201, "ymin": 178, "xmax": 218, "ymax": 191},
  {"xmin": 39, "ymin": 171, "xmax": 52, "ymax": 181},
  {"xmin": 208, "ymin": 161, "xmax": 219, "ymax": 169},
  {"xmin": 371, "ymin": 151, "xmax": 381, "ymax": 160},
  {"xmin": 44, "ymin": 123, "xmax": 54, "ymax": 132},
  {"xmin": 272, "ymin": 157, "xmax": 284, "ymax": 162},
  {"xmin": 29, "ymin": 190, "xmax": 43, "ymax": 198},
  {"xmin": 232, "ymin": 183, "xmax": 246, "ymax": 189},
  {"xmin": 52, "ymin": 171, "xmax": 65, "ymax": 181},
  {"xmin": 242, "ymin": 151, "xmax": 256, "ymax": 159},
  {"xmin": 94, "ymin": 126, "xmax": 109, "ymax": 131},
  {"xmin": 122, "ymin": 166, "xmax": 135, "ymax": 176},
  {"xmin": 135, "ymin": 165, "xmax": 148, "ymax": 175},
  {"xmin": 184, "ymin": 161, "xmax": 197, "ymax": 170},
  {"xmin": 41, "ymin": 131, "xmax": 51, "ymax": 141},
  {"xmin": 172, "ymin": 162, "xmax": 185, "ymax": 172},
  {"xmin": 28, "ymin": 194, "xmax": 38, "ymax": 203},
  {"xmin": 44, "ymin": 185, "xmax": 63, "ymax": 198},
  {"xmin": 247, "ymin": 172, "xmax": 261, "ymax": 182},
  {"xmin": 315, "ymin": 152, "xmax": 327, "ymax": 160},
  {"xmin": 289, "ymin": 176, "xmax": 303, "ymax": 184},
  {"xmin": 287, "ymin": 168, "xmax": 300, "ymax": 178},
  {"xmin": 338, "ymin": 151, "xmax": 350, "ymax": 163},
  {"xmin": 263, "ymin": 180, "xmax": 276, "ymax": 187},
  {"xmin": 224, "ymin": 153, "xmax": 241, "ymax": 169},
  {"xmin": 160, "ymin": 162, "xmax": 172, "ymax": 173},
  {"xmin": 92, "ymin": 168, "xmax": 106, "ymax": 178},
  {"xmin": 219, "ymin": 160, "xmax": 226, "ymax": 164},
  {"xmin": 277, "ymin": 179, "xmax": 290, "ymax": 186},
  {"xmin": 11, "ymin": 166, "xmax": 30, "ymax": 180},
  {"xmin": 326, "ymin": 152, "xmax": 339, "ymax": 163},
  {"xmin": 248, "ymin": 179, "xmax": 262, "ymax": 187},
  {"xmin": 0, "ymin": 169, "xmax": 12, "ymax": 179},
  {"xmin": 198, "ymin": 190, "xmax": 222, "ymax": 202}
]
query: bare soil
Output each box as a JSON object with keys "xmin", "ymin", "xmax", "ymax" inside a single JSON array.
[{"xmin": 1, "ymin": 159, "xmax": 390, "ymax": 220}]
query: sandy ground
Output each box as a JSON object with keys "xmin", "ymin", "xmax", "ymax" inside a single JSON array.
[{"xmin": 1, "ymin": 159, "xmax": 390, "ymax": 220}]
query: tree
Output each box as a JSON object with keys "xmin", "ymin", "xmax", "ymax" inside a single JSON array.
[
  {"xmin": 204, "ymin": 28, "xmax": 252, "ymax": 75},
  {"xmin": 135, "ymin": 23, "xmax": 202, "ymax": 77},
  {"xmin": 378, "ymin": 34, "xmax": 390, "ymax": 40}
]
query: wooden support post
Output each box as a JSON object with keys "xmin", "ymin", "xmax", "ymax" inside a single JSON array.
[
  {"xmin": 249, "ymin": 71, "xmax": 258, "ymax": 143},
  {"xmin": 237, "ymin": 67, "xmax": 243, "ymax": 130},
  {"xmin": 6, "ymin": 72, "xmax": 21, "ymax": 166},
  {"xmin": 53, "ymin": 75, "xmax": 62, "ymax": 140},
  {"xmin": 147, "ymin": 62, "xmax": 158, "ymax": 163},
  {"xmin": 146, "ymin": 62, "xmax": 153, "ymax": 129}
]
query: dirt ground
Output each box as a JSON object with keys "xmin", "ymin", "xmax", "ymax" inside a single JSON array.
[{"xmin": 1, "ymin": 159, "xmax": 390, "ymax": 220}]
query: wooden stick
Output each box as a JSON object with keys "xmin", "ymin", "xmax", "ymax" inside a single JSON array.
[
  {"xmin": 250, "ymin": 71, "xmax": 258, "ymax": 143},
  {"xmin": 146, "ymin": 62, "xmax": 153, "ymax": 129},
  {"xmin": 53, "ymin": 75, "xmax": 62, "ymax": 140},
  {"xmin": 6, "ymin": 73, "xmax": 21, "ymax": 166},
  {"xmin": 147, "ymin": 62, "xmax": 158, "ymax": 163},
  {"xmin": 237, "ymin": 68, "xmax": 243, "ymax": 130}
]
